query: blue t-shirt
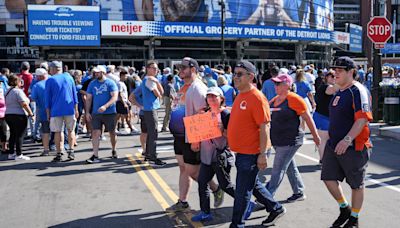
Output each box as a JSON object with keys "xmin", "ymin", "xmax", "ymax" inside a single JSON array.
[
  {"xmin": 45, "ymin": 73, "xmax": 78, "ymax": 117},
  {"xmin": 262, "ymin": 79, "xmax": 276, "ymax": 101},
  {"xmin": 87, "ymin": 78, "xmax": 118, "ymax": 115},
  {"xmin": 220, "ymin": 84, "xmax": 235, "ymax": 107},
  {"xmin": 141, "ymin": 77, "xmax": 161, "ymax": 111},
  {"xmin": 295, "ymin": 81, "xmax": 312, "ymax": 98},
  {"xmin": 31, "ymin": 79, "xmax": 47, "ymax": 121},
  {"xmin": 133, "ymin": 84, "xmax": 144, "ymax": 116},
  {"xmin": 76, "ymin": 84, "xmax": 83, "ymax": 112},
  {"xmin": 173, "ymin": 75, "xmax": 182, "ymax": 92},
  {"xmin": 0, "ymin": 75, "xmax": 9, "ymax": 92},
  {"xmin": 169, "ymin": 105, "xmax": 186, "ymax": 137}
]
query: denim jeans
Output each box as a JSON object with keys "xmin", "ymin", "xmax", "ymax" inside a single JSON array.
[
  {"xmin": 230, "ymin": 154, "xmax": 282, "ymax": 228},
  {"xmin": 198, "ymin": 162, "xmax": 235, "ymax": 213},
  {"xmin": 266, "ymin": 145, "xmax": 304, "ymax": 196}
]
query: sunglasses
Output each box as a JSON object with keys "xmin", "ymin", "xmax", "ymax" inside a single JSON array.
[{"xmin": 233, "ymin": 72, "xmax": 250, "ymax": 78}]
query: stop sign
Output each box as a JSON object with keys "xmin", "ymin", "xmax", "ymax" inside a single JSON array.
[{"xmin": 367, "ymin": 16, "xmax": 392, "ymax": 44}]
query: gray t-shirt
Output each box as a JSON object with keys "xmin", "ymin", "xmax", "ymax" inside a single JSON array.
[
  {"xmin": 5, "ymin": 88, "xmax": 29, "ymax": 115},
  {"xmin": 185, "ymin": 78, "xmax": 208, "ymax": 143}
]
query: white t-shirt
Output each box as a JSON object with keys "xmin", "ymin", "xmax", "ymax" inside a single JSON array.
[{"xmin": 118, "ymin": 81, "xmax": 128, "ymax": 102}]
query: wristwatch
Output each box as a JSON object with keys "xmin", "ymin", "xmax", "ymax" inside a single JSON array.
[{"xmin": 344, "ymin": 135, "xmax": 353, "ymax": 145}]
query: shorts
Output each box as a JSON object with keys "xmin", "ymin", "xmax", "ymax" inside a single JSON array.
[
  {"xmin": 40, "ymin": 121, "xmax": 50, "ymax": 134},
  {"xmin": 50, "ymin": 115, "xmax": 76, "ymax": 132},
  {"xmin": 174, "ymin": 136, "xmax": 201, "ymax": 165},
  {"xmin": 313, "ymin": 112, "xmax": 330, "ymax": 131},
  {"xmin": 0, "ymin": 118, "xmax": 7, "ymax": 142},
  {"xmin": 140, "ymin": 115, "xmax": 147, "ymax": 133},
  {"xmin": 321, "ymin": 143, "xmax": 370, "ymax": 189},
  {"xmin": 116, "ymin": 101, "xmax": 130, "ymax": 115},
  {"xmin": 92, "ymin": 114, "xmax": 117, "ymax": 132}
]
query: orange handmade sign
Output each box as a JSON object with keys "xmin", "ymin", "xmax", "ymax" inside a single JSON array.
[{"xmin": 183, "ymin": 112, "xmax": 222, "ymax": 143}]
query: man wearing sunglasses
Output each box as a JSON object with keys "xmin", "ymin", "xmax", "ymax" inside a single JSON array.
[{"xmin": 228, "ymin": 60, "xmax": 285, "ymax": 227}]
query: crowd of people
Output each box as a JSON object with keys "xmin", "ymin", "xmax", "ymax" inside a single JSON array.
[{"xmin": 0, "ymin": 56, "xmax": 373, "ymax": 228}]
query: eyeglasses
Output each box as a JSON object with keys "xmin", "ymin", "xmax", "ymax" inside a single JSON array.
[{"xmin": 233, "ymin": 72, "xmax": 249, "ymax": 78}]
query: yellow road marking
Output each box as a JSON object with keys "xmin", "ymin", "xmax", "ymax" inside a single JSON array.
[{"xmin": 132, "ymin": 153, "xmax": 203, "ymax": 228}]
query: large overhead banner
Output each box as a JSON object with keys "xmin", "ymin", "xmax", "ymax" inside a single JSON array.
[
  {"xmin": 101, "ymin": 20, "xmax": 333, "ymax": 42},
  {"xmin": 27, "ymin": 5, "xmax": 100, "ymax": 46},
  {"xmin": 2, "ymin": 0, "xmax": 334, "ymax": 31}
]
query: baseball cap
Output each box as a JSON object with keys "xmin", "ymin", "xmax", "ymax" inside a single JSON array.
[
  {"xmin": 304, "ymin": 65, "xmax": 311, "ymax": 71},
  {"xmin": 49, "ymin": 61, "xmax": 62, "ymax": 69},
  {"xmin": 175, "ymin": 57, "xmax": 199, "ymax": 70},
  {"xmin": 279, "ymin": 67, "xmax": 289, "ymax": 75},
  {"xmin": 330, "ymin": 56, "xmax": 357, "ymax": 70},
  {"xmin": 35, "ymin": 68, "xmax": 47, "ymax": 76},
  {"xmin": 163, "ymin": 67, "xmax": 172, "ymax": 74},
  {"xmin": 93, "ymin": 65, "xmax": 107, "ymax": 73},
  {"xmin": 204, "ymin": 67, "xmax": 213, "ymax": 75},
  {"xmin": 271, "ymin": 74, "xmax": 293, "ymax": 87},
  {"xmin": 235, "ymin": 60, "xmax": 257, "ymax": 74},
  {"xmin": 206, "ymin": 86, "xmax": 224, "ymax": 97},
  {"xmin": 119, "ymin": 67, "xmax": 129, "ymax": 74}
]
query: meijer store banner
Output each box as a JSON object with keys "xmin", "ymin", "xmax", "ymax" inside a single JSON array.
[
  {"xmin": 27, "ymin": 5, "xmax": 100, "ymax": 46},
  {"xmin": 101, "ymin": 20, "xmax": 333, "ymax": 42}
]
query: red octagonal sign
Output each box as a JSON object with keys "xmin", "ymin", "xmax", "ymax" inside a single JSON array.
[{"xmin": 367, "ymin": 16, "xmax": 392, "ymax": 44}]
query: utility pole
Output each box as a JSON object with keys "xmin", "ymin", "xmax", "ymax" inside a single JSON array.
[
  {"xmin": 219, "ymin": 0, "xmax": 226, "ymax": 64},
  {"xmin": 372, "ymin": 0, "xmax": 383, "ymax": 121}
]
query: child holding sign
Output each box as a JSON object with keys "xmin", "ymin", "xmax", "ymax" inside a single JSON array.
[{"xmin": 191, "ymin": 87, "xmax": 242, "ymax": 222}]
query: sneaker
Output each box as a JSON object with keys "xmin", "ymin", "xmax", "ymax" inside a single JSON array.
[
  {"xmin": 262, "ymin": 207, "xmax": 286, "ymax": 226},
  {"xmin": 52, "ymin": 154, "xmax": 63, "ymax": 162},
  {"xmin": 86, "ymin": 155, "xmax": 100, "ymax": 164},
  {"xmin": 8, "ymin": 153, "xmax": 16, "ymax": 160},
  {"xmin": 100, "ymin": 135, "xmax": 107, "ymax": 141},
  {"xmin": 191, "ymin": 211, "xmax": 213, "ymax": 222},
  {"xmin": 40, "ymin": 150, "xmax": 50, "ymax": 156},
  {"xmin": 166, "ymin": 200, "xmax": 191, "ymax": 213},
  {"xmin": 244, "ymin": 201, "xmax": 256, "ymax": 220},
  {"xmin": 15, "ymin": 155, "xmax": 30, "ymax": 161},
  {"xmin": 343, "ymin": 216, "xmax": 359, "ymax": 228},
  {"xmin": 213, "ymin": 188, "xmax": 225, "ymax": 208},
  {"xmin": 111, "ymin": 150, "xmax": 118, "ymax": 159},
  {"xmin": 50, "ymin": 145, "xmax": 56, "ymax": 151},
  {"xmin": 148, "ymin": 158, "xmax": 166, "ymax": 167},
  {"xmin": 331, "ymin": 206, "xmax": 351, "ymax": 227},
  {"xmin": 286, "ymin": 193, "xmax": 306, "ymax": 203},
  {"xmin": 67, "ymin": 151, "xmax": 75, "ymax": 160}
]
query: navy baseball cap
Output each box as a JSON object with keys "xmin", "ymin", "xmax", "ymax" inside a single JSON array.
[
  {"xmin": 175, "ymin": 57, "xmax": 199, "ymax": 71},
  {"xmin": 331, "ymin": 57, "xmax": 356, "ymax": 71}
]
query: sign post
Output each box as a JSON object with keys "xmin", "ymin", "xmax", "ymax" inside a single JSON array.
[{"xmin": 367, "ymin": 13, "xmax": 392, "ymax": 121}]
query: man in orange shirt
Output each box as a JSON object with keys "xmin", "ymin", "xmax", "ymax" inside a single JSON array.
[{"xmin": 228, "ymin": 60, "xmax": 285, "ymax": 227}]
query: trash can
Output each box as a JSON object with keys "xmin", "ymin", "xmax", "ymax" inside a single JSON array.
[{"xmin": 382, "ymin": 86, "xmax": 400, "ymax": 125}]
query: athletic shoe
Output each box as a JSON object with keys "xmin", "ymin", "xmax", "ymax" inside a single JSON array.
[
  {"xmin": 111, "ymin": 150, "xmax": 118, "ymax": 159},
  {"xmin": 52, "ymin": 154, "xmax": 63, "ymax": 162},
  {"xmin": 213, "ymin": 188, "xmax": 225, "ymax": 208},
  {"xmin": 40, "ymin": 150, "xmax": 50, "ymax": 156},
  {"xmin": 86, "ymin": 155, "xmax": 100, "ymax": 164},
  {"xmin": 8, "ymin": 153, "xmax": 16, "ymax": 160},
  {"xmin": 343, "ymin": 216, "xmax": 359, "ymax": 228},
  {"xmin": 100, "ymin": 135, "xmax": 107, "ymax": 141},
  {"xmin": 67, "ymin": 151, "xmax": 75, "ymax": 160},
  {"xmin": 331, "ymin": 206, "xmax": 351, "ymax": 227},
  {"xmin": 191, "ymin": 211, "xmax": 213, "ymax": 222},
  {"xmin": 148, "ymin": 158, "xmax": 166, "ymax": 167},
  {"xmin": 166, "ymin": 200, "xmax": 191, "ymax": 213},
  {"xmin": 262, "ymin": 207, "xmax": 286, "ymax": 226},
  {"xmin": 244, "ymin": 201, "xmax": 256, "ymax": 220},
  {"xmin": 15, "ymin": 155, "xmax": 30, "ymax": 161},
  {"xmin": 286, "ymin": 193, "xmax": 306, "ymax": 203}
]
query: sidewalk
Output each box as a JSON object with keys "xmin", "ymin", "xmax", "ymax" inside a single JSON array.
[{"xmin": 370, "ymin": 123, "xmax": 400, "ymax": 140}]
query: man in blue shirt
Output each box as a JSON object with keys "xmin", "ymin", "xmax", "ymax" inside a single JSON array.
[
  {"xmin": 45, "ymin": 61, "xmax": 78, "ymax": 162},
  {"xmin": 31, "ymin": 68, "xmax": 50, "ymax": 156},
  {"xmin": 262, "ymin": 66, "xmax": 280, "ymax": 101},
  {"xmin": 142, "ymin": 60, "xmax": 166, "ymax": 166},
  {"xmin": 85, "ymin": 65, "xmax": 119, "ymax": 164}
]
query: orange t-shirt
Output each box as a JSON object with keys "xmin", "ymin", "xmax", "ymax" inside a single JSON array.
[{"xmin": 227, "ymin": 87, "xmax": 270, "ymax": 154}]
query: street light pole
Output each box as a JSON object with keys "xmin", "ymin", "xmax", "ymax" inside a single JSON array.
[{"xmin": 219, "ymin": 0, "xmax": 226, "ymax": 64}]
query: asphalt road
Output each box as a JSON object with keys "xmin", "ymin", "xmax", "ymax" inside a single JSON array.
[{"xmin": 0, "ymin": 115, "xmax": 399, "ymax": 228}]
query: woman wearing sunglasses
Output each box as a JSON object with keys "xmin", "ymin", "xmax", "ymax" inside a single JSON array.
[
  {"xmin": 313, "ymin": 69, "xmax": 338, "ymax": 164},
  {"xmin": 266, "ymin": 74, "xmax": 320, "ymax": 202}
]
